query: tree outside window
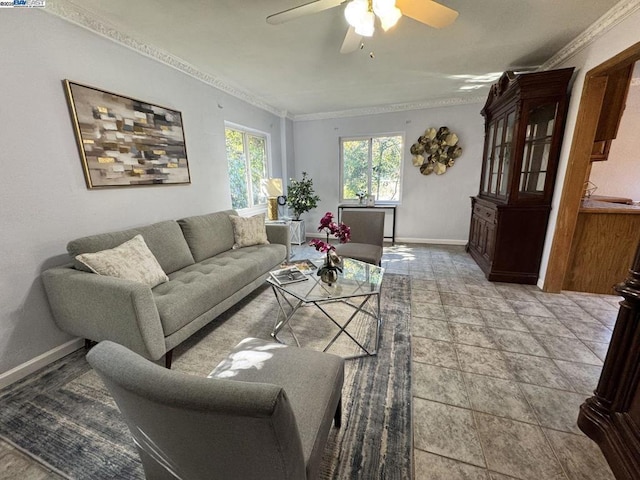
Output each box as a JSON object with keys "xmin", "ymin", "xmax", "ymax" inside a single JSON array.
[
  {"xmin": 225, "ymin": 125, "xmax": 269, "ymax": 210},
  {"xmin": 341, "ymin": 134, "xmax": 403, "ymax": 203}
]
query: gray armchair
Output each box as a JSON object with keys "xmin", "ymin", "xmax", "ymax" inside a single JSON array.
[
  {"xmin": 335, "ymin": 210, "xmax": 385, "ymax": 266},
  {"xmin": 87, "ymin": 338, "xmax": 344, "ymax": 480}
]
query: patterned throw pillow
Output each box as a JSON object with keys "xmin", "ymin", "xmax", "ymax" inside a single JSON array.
[
  {"xmin": 229, "ymin": 214, "xmax": 270, "ymax": 249},
  {"xmin": 75, "ymin": 234, "xmax": 169, "ymax": 288}
]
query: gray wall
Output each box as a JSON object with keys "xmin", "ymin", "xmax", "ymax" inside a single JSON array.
[
  {"xmin": 0, "ymin": 10, "xmax": 284, "ymax": 376},
  {"xmin": 292, "ymin": 104, "xmax": 485, "ymax": 242}
]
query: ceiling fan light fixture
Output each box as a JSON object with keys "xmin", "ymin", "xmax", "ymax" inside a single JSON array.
[
  {"xmin": 372, "ymin": 0, "xmax": 396, "ymax": 17},
  {"xmin": 344, "ymin": 0, "xmax": 367, "ymax": 27},
  {"xmin": 379, "ymin": 6, "xmax": 401, "ymax": 31},
  {"xmin": 354, "ymin": 10, "xmax": 375, "ymax": 36},
  {"xmin": 345, "ymin": 0, "xmax": 375, "ymax": 37}
]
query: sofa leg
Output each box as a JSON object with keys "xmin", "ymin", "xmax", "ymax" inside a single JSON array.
[
  {"xmin": 164, "ymin": 350, "xmax": 173, "ymax": 369},
  {"xmin": 334, "ymin": 397, "xmax": 342, "ymax": 428}
]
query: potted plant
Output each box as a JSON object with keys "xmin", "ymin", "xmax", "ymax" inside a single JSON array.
[
  {"xmin": 286, "ymin": 172, "xmax": 320, "ymax": 220},
  {"xmin": 310, "ymin": 212, "xmax": 351, "ymax": 285}
]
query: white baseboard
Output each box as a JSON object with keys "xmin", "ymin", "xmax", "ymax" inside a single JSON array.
[
  {"xmin": 0, "ymin": 338, "xmax": 84, "ymax": 390},
  {"xmin": 394, "ymin": 238, "xmax": 467, "ymax": 246},
  {"xmin": 305, "ymin": 233, "xmax": 467, "ymax": 246}
]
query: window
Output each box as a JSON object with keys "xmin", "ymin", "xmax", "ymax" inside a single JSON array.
[
  {"xmin": 225, "ymin": 124, "xmax": 270, "ymax": 210},
  {"xmin": 340, "ymin": 134, "xmax": 403, "ymax": 203}
]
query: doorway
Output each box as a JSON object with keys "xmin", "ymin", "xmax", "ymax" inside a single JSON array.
[{"xmin": 543, "ymin": 41, "xmax": 640, "ymax": 293}]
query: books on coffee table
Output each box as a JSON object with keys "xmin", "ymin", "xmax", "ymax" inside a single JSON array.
[
  {"xmin": 278, "ymin": 258, "xmax": 317, "ymax": 274},
  {"xmin": 270, "ymin": 266, "xmax": 309, "ymax": 285}
]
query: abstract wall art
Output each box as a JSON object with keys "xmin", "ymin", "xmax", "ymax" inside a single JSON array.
[{"xmin": 64, "ymin": 80, "xmax": 191, "ymax": 188}]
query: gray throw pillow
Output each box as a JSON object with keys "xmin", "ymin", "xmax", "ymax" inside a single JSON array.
[
  {"xmin": 75, "ymin": 234, "xmax": 169, "ymax": 288},
  {"xmin": 229, "ymin": 215, "xmax": 270, "ymax": 249}
]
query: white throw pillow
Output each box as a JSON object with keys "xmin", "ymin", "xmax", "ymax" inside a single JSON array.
[
  {"xmin": 75, "ymin": 234, "xmax": 169, "ymax": 288},
  {"xmin": 229, "ymin": 214, "xmax": 270, "ymax": 249}
]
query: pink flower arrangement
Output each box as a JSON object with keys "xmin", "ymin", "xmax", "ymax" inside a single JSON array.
[{"xmin": 309, "ymin": 212, "xmax": 351, "ymax": 252}]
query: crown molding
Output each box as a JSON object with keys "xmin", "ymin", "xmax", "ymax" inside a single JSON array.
[
  {"xmin": 44, "ymin": 0, "xmax": 288, "ymax": 118},
  {"xmin": 541, "ymin": 0, "xmax": 640, "ymax": 70},
  {"xmin": 40, "ymin": 0, "xmax": 484, "ymax": 122},
  {"xmin": 292, "ymin": 95, "xmax": 486, "ymax": 122},
  {"xmin": 44, "ymin": 0, "xmax": 637, "ymax": 122}
]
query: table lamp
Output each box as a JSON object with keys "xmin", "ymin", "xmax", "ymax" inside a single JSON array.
[{"xmin": 261, "ymin": 178, "xmax": 283, "ymax": 220}]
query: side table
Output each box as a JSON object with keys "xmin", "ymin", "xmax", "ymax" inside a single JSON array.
[{"xmin": 290, "ymin": 219, "xmax": 305, "ymax": 245}]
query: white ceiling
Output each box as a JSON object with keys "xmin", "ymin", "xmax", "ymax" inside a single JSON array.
[{"xmin": 59, "ymin": 0, "xmax": 622, "ymax": 118}]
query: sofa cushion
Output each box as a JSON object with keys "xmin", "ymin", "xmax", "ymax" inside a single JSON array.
[
  {"xmin": 229, "ymin": 215, "xmax": 269, "ymax": 249},
  {"xmin": 68, "ymin": 220, "xmax": 195, "ymax": 275},
  {"xmin": 152, "ymin": 244, "xmax": 286, "ymax": 336},
  {"xmin": 177, "ymin": 210, "xmax": 236, "ymax": 262},
  {"xmin": 75, "ymin": 234, "xmax": 169, "ymax": 288}
]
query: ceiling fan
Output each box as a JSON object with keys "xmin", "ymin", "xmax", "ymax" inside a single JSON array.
[{"xmin": 267, "ymin": 0, "xmax": 459, "ymax": 54}]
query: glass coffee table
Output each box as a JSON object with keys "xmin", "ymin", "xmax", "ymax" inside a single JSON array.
[{"xmin": 267, "ymin": 257, "xmax": 384, "ymax": 359}]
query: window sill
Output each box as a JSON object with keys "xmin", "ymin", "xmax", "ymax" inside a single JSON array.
[{"xmin": 235, "ymin": 205, "xmax": 268, "ymax": 217}]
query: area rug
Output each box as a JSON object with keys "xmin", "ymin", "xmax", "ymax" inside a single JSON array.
[{"xmin": 0, "ymin": 273, "xmax": 412, "ymax": 479}]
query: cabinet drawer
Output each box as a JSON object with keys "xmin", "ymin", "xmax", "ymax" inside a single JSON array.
[{"xmin": 473, "ymin": 203, "xmax": 496, "ymax": 224}]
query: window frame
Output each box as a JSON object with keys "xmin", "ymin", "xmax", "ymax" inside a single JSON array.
[
  {"xmin": 224, "ymin": 121, "xmax": 272, "ymax": 215},
  {"xmin": 339, "ymin": 133, "xmax": 404, "ymax": 205}
]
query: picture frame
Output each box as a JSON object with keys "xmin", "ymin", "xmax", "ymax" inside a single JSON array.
[{"xmin": 64, "ymin": 80, "xmax": 191, "ymax": 189}]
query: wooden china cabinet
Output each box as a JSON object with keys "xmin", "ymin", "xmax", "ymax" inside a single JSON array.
[{"xmin": 467, "ymin": 68, "xmax": 574, "ymax": 284}]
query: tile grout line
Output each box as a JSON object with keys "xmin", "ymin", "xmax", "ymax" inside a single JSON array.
[{"xmin": 412, "ymin": 328, "xmax": 603, "ymax": 369}]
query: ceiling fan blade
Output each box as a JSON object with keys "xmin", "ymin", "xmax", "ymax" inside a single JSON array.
[
  {"xmin": 340, "ymin": 26, "xmax": 362, "ymax": 54},
  {"xmin": 267, "ymin": 0, "xmax": 345, "ymax": 25},
  {"xmin": 396, "ymin": 0, "xmax": 459, "ymax": 29}
]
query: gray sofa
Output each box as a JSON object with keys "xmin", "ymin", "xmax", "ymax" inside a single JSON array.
[{"xmin": 42, "ymin": 210, "xmax": 289, "ymax": 366}]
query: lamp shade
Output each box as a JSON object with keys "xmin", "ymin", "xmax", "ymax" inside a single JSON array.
[{"xmin": 261, "ymin": 178, "xmax": 283, "ymax": 197}]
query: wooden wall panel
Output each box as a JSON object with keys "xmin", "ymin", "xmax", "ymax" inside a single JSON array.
[{"xmin": 564, "ymin": 211, "xmax": 640, "ymax": 294}]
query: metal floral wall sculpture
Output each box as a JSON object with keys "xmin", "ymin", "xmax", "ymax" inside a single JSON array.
[{"xmin": 410, "ymin": 126, "xmax": 463, "ymax": 175}]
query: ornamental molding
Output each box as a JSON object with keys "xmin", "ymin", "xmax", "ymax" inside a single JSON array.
[
  {"xmin": 44, "ymin": 0, "xmax": 288, "ymax": 118},
  {"xmin": 292, "ymin": 96, "xmax": 486, "ymax": 122},
  {"xmin": 541, "ymin": 0, "xmax": 640, "ymax": 70}
]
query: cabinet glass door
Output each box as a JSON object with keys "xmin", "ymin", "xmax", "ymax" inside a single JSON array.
[
  {"xmin": 490, "ymin": 118, "xmax": 504, "ymax": 194},
  {"xmin": 519, "ymin": 103, "xmax": 558, "ymax": 195},
  {"xmin": 482, "ymin": 110, "xmax": 515, "ymax": 198},
  {"xmin": 482, "ymin": 123, "xmax": 495, "ymax": 194},
  {"xmin": 499, "ymin": 111, "xmax": 515, "ymax": 196}
]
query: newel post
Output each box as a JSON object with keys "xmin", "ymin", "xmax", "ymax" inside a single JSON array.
[{"xmin": 577, "ymin": 242, "xmax": 640, "ymax": 479}]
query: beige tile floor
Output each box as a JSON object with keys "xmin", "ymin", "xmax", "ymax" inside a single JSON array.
[
  {"xmin": 0, "ymin": 244, "xmax": 619, "ymax": 479},
  {"xmin": 381, "ymin": 244, "xmax": 617, "ymax": 480}
]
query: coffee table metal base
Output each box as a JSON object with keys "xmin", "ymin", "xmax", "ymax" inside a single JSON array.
[{"xmin": 270, "ymin": 285, "xmax": 381, "ymax": 359}]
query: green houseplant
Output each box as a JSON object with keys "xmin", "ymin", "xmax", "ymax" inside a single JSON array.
[{"xmin": 287, "ymin": 172, "xmax": 320, "ymax": 220}]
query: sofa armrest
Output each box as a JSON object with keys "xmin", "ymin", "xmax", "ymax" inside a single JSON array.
[
  {"xmin": 42, "ymin": 266, "xmax": 166, "ymax": 360},
  {"xmin": 266, "ymin": 223, "xmax": 291, "ymax": 259}
]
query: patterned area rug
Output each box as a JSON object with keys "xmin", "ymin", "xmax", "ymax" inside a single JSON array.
[{"xmin": 0, "ymin": 273, "xmax": 411, "ymax": 479}]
